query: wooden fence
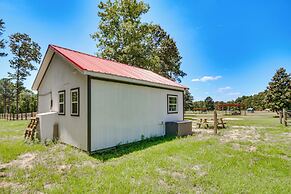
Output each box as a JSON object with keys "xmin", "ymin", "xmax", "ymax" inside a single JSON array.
[{"xmin": 0, "ymin": 112, "xmax": 37, "ymax": 120}]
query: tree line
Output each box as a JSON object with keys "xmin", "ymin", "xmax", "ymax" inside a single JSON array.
[
  {"xmin": 0, "ymin": 19, "xmax": 41, "ymax": 117},
  {"xmin": 187, "ymin": 67, "xmax": 291, "ymax": 112}
]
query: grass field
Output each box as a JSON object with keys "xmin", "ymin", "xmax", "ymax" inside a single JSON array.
[{"xmin": 1, "ymin": 112, "xmax": 291, "ymax": 193}]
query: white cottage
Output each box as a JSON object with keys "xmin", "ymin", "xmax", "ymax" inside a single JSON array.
[{"xmin": 32, "ymin": 45, "xmax": 187, "ymax": 153}]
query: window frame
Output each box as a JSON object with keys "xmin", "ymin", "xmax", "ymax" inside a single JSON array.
[
  {"xmin": 58, "ymin": 90, "xmax": 66, "ymax": 115},
  {"xmin": 167, "ymin": 94, "xmax": 178, "ymax": 114},
  {"xmin": 70, "ymin": 87, "xmax": 80, "ymax": 116}
]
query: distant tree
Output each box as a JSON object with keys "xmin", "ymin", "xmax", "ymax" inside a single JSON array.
[
  {"xmin": 204, "ymin": 96, "xmax": 215, "ymax": 110},
  {"xmin": 192, "ymin": 101, "xmax": 205, "ymax": 109},
  {"xmin": 184, "ymin": 89, "xmax": 194, "ymax": 111},
  {"xmin": 235, "ymin": 91, "xmax": 267, "ymax": 110},
  {"xmin": 19, "ymin": 89, "xmax": 37, "ymax": 113},
  {"xmin": 91, "ymin": 0, "xmax": 186, "ymax": 82},
  {"xmin": 265, "ymin": 67, "xmax": 291, "ymax": 112},
  {"xmin": 0, "ymin": 19, "xmax": 7, "ymax": 57},
  {"xmin": 0, "ymin": 78, "xmax": 15, "ymax": 113},
  {"xmin": 8, "ymin": 33, "xmax": 41, "ymax": 118}
]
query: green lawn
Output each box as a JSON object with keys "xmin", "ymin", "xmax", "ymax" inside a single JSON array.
[{"xmin": 0, "ymin": 113, "xmax": 291, "ymax": 193}]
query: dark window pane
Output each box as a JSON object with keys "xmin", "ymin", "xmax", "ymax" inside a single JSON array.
[
  {"xmin": 169, "ymin": 97, "xmax": 177, "ymax": 104},
  {"xmin": 72, "ymin": 103, "xmax": 78, "ymax": 114},
  {"xmin": 169, "ymin": 105, "xmax": 177, "ymax": 112},
  {"xmin": 72, "ymin": 91, "xmax": 78, "ymax": 102},
  {"xmin": 59, "ymin": 93, "xmax": 64, "ymax": 103},
  {"xmin": 59, "ymin": 104, "xmax": 64, "ymax": 113}
]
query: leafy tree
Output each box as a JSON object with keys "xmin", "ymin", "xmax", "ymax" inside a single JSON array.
[
  {"xmin": 184, "ymin": 89, "xmax": 193, "ymax": 111},
  {"xmin": 0, "ymin": 78, "xmax": 15, "ymax": 113},
  {"xmin": 265, "ymin": 67, "xmax": 291, "ymax": 112},
  {"xmin": 235, "ymin": 91, "xmax": 267, "ymax": 110},
  {"xmin": 204, "ymin": 96, "xmax": 215, "ymax": 110},
  {"xmin": 8, "ymin": 33, "xmax": 41, "ymax": 118},
  {"xmin": 91, "ymin": 0, "xmax": 186, "ymax": 82},
  {"xmin": 19, "ymin": 89, "xmax": 37, "ymax": 113},
  {"xmin": 0, "ymin": 19, "xmax": 7, "ymax": 57},
  {"xmin": 192, "ymin": 101, "xmax": 205, "ymax": 109}
]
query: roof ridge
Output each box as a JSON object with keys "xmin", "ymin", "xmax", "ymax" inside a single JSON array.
[{"xmin": 50, "ymin": 44, "xmax": 154, "ymax": 73}]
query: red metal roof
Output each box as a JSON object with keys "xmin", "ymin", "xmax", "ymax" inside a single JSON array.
[{"xmin": 50, "ymin": 45, "xmax": 186, "ymax": 89}]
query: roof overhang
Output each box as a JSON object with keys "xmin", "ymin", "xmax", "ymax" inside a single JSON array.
[
  {"xmin": 84, "ymin": 70, "xmax": 186, "ymax": 91},
  {"xmin": 32, "ymin": 46, "xmax": 55, "ymax": 91},
  {"xmin": 32, "ymin": 46, "xmax": 85, "ymax": 91}
]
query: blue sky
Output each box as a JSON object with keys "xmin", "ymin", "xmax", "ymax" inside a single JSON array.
[{"xmin": 0, "ymin": 0, "xmax": 290, "ymax": 101}]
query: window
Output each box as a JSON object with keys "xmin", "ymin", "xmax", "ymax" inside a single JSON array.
[
  {"xmin": 58, "ymin": 90, "xmax": 65, "ymax": 115},
  {"xmin": 167, "ymin": 94, "xmax": 178, "ymax": 114},
  {"xmin": 70, "ymin": 88, "xmax": 80, "ymax": 116}
]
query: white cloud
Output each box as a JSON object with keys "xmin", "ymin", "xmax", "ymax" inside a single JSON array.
[
  {"xmin": 192, "ymin": 75, "xmax": 222, "ymax": 82},
  {"xmin": 218, "ymin": 86, "xmax": 231, "ymax": 93}
]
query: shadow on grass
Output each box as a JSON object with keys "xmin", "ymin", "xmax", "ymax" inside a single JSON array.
[{"xmin": 90, "ymin": 136, "xmax": 176, "ymax": 162}]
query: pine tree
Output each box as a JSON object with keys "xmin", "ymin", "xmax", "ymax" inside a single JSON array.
[
  {"xmin": 8, "ymin": 33, "xmax": 41, "ymax": 119},
  {"xmin": 184, "ymin": 89, "xmax": 194, "ymax": 111},
  {"xmin": 265, "ymin": 67, "xmax": 291, "ymax": 112},
  {"xmin": 205, "ymin": 96, "xmax": 215, "ymax": 110},
  {"xmin": 0, "ymin": 19, "xmax": 7, "ymax": 57}
]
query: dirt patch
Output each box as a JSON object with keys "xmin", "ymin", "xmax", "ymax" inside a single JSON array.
[
  {"xmin": 192, "ymin": 164, "xmax": 207, "ymax": 177},
  {"xmin": 44, "ymin": 183, "xmax": 56, "ymax": 190},
  {"xmin": 194, "ymin": 186, "xmax": 204, "ymax": 194},
  {"xmin": 156, "ymin": 168, "xmax": 186, "ymax": 179},
  {"xmin": 0, "ymin": 181, "xmax": 21, "ymax": 189},
  {"xmin": 232, "ymin": 143, "xmax": 241, "ymax": 150},
  {"xmin": 75, "ymin": 160, "xmax": 98, "ymax": 169},
  {"xmin": 246, "ymin": 146, "xmax": 257, "ymax": 152},
  {"xmin": 58, "ymin": 164, "xmax": 72, "ymax": 174},
  {"xmin": 220, "ymin": 128, "xmax": 261, "ymax": 143},
  {"xmin": 192, "ymin": 128, "xmax": 215, "ymax": 140},
  {"xmin": 158, "ymin": 179, "xmax": 168, "ymax": 187},
  {"xmin": 171, "ymin": 171, "xmax": 186, "ymax": 179},
  {"xmin": 0, "ymin": 153, "xmax": 36, "ymax": 170}
]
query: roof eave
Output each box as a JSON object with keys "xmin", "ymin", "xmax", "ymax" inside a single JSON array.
[{"xmin": 84, "ymin": 70, "xmax": 186, "ymax": 91}]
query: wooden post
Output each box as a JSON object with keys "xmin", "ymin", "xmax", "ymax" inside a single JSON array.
[
  {"xmin": 214, "ymin": 109, "xmax": 218, "ymax": 134},
  {"xmin": 279, "ymin": 111, "xmax": 283, "ymax": 124},
  {"xmin": 283, "ymin": 109, "xmax": 287, "ymax": 126}
]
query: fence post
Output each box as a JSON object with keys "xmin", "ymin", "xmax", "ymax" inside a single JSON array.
[
  {"xmin": 279, "ymin": 111, "xmax": 283, "ymax": 124},
  {"xmin": 283, "ymin": 109, "xmax": 287, "ymax": 126},
  {"xmin": 214, "ymin": 110, "xmax": 218, "ymax": 134}
]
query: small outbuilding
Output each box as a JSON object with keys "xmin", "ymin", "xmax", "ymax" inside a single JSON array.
[{"xmin": 32, "ymin": 45, "xmax": 187, "ymax": 153}]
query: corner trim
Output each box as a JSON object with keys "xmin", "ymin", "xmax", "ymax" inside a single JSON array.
[
  {"xmin": 182, "ymin": 91, "xmax": 185, "ymax": 120},
  {"xmin": 87, "ymin": 76, "xmax": 91, "ymax": 153}
]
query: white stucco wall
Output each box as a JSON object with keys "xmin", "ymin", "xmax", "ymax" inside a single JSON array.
[
  {"xmin": 90, "ymin": 79, "xmax": 183, "ymax": 151},
  {"xmin": 38, "ymin": 54, "xmax": 87, "ymax": 150}
]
